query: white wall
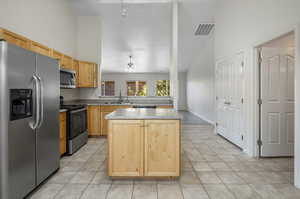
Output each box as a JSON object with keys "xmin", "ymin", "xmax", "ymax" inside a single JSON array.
[
  {"xmin": 214, "ymin": 0, "xmax": 300, "ymax": 187},
  {"xmin": 186, "ymin": 34, "xmax": 215, "ymax": 123},
  {"xmin": 0, "ymin": 0, "xmax": 77, "ymax": 56},
  {"xmin": 76, "ymin": 16, "xmax": 102, "ymax": 99},
  {"xmin": 60, "ymin": 89, "xmax": 80, "ymax": 101},
  {"xmin": 215, "ymin": 0, "xmax": 300, "ymax": 58},
  {"xmin": 178, "ymin": 72, "xmax": 187, "ymax": 110}
]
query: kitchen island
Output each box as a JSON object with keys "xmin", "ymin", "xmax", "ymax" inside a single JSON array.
[{"xmin": 106, "ymin": 108, "xmax": 182, "ymax": 178}]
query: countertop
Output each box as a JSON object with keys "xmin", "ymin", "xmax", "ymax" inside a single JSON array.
[
  {"xmin": 60, "ymin": 109, "xmax": 67, "ymax": 113},
  {"xmin": 105, "ymin": 108, "xmax": 182, "ymax": 120},
  {"xmin": 63, "ymin": 99, "xmax": 173, "ymax": 107}
]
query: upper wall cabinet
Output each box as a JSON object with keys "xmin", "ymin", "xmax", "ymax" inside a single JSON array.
[
  {"xmin": 61, "ymin": 54, "xmax": 73, "ymax": 70},
  {"xmin": 78, "ymin": 61, "xmax": 98, "ymax": 88},
  {"xmin": 51, "ymin": 50, "xmax": 73, "ymax": 70},
  {"xmin": 51, "ymin": 49, "xmax": 63, "ymax": 66},
  {"xmin": 1, "ymin": 28, "xmax": 98, "ymax": 89},
  {"xmin": 0, "ymin": 28, "xmax": 30, "ymax": 49},
  {"xmin": 29, "ymin": 40, "xmax": 51, "ymax": 57},
  {"xmin": 73, "ymin": 59, "xmax": 80, "ymax": 87}
]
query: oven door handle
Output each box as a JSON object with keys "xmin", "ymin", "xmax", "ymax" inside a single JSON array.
[
  {"xmin": 30, "ymin": 75, "xmax": 40, "ymax": 130},
  {"xmin": 70, "ymin": 108, "xmax": 87, "ymax": 114}
]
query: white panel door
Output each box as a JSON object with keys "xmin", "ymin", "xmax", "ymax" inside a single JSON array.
[
  {"xmin": 230, "ymin": 53, "xmax": 245, "ymax": 148},
  {"xmin": 216, "ymin": 53, "xmax": 245, "ymax": 148},
  {"xmin": 260, "ymin": 48, "xmax": 295, "ymax": 157},
  {"xmin": 216, "ymin": 60, "xmax": 228, "ymax": 139}
]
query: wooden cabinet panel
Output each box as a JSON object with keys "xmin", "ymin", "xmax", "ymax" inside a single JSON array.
[
  {"xmin": 51, "ymin": 49, "xmax": 63, "ymax": 66},
  {"xmin": 78, "ymin": 61, "xmax": 98, "ymax": 88},
  {"xmin": 100, "ymin": 106, "xmax": 132, "ymax": 136},
  {"xmin": 108, "ymin": 120, "xmax": 144, "ymax": 176},
  {"xmin": 157, "ymin": 105, "xmax": 173, "ymax": 109},
  {"xmin": 88, "ymin": 106, "xmax": 101, "ymax": 136},
  {"xmin": 73, "ymin": 60, "xmax": 80, "ymax": 87},
  {"xmin": 0, "ymin": 28, "xmax": 30, "ymax": 49},
  {"xmin": 100, "ymin": 111, "xmax": 111, "ymax": 136},
  {"xmin": 61, "ymin": 54, "xmax": 73, "ymax": 70},
  {"xmin": 59, "ymin": 112, "xmax": 67, "ymax": 156},
  {"xmin": 144, "ymin": 120, "xmax": 180, "ymax": 177},
  {"xmin": 29, "ymin": 40, "xmax": 51, "ymax": 57}
]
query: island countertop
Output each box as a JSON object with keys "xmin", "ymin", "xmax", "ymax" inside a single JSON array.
[{"xmin": 105, "ymin": 108, "xmax": 182, "ymax": 120}]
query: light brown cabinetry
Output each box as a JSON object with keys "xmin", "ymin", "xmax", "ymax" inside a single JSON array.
[
  {"xmin": 108, "ymin": 120, "xmax": 181, "ymax": 177},
  {"xmin": 108, "ymin": 120, "xmax": 144, "ymax": 176},
  {"xmin": 157, "ymin": 105, "xmax": 173, "ymax": 109},
  {"xmin": 73, "ymin": 60, "xmax": 80, "ymax": 87},
  {"xmin": 59, "ymin": 112, "xmax": 67, "ymax": 156},
  {"xmin": 61, "ymin": 54, "xmax": 73, "ymax": 70},
  {"xmin": 29, "ymin": 40, "xmax": 51, "ymax": 57},
  {"xmin": 87, "ymin": 105, "xmax": 132, "ymax": 136},
  {"xmin": 100, "ymin": 106, "xmax": 132, "ymax": 136},
  {"xmin": 51, "ymin": 49, "xmax": 63, "ymax": 66},
  {"xmin": 78, "ymin": 61, "xmax": 98, "ymax": 88},
  {"xmin": 0, "ymin": 28, "xmax": 99, "ymax": 88},
  {"xmin": 0, "ymin": 28, "xmax": 30, "ymax": 49},
  {"xmin": 88, "ymin": 106, "xmax": 101, "ymax": 136},
  {"xmin": 144, "ymin": 120, "xmax": 180, "ymax": 176}
]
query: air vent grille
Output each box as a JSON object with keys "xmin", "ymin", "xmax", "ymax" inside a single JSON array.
[{"xmin": 195, "ymin": 23, "xmax": 214, "ymax": 35}]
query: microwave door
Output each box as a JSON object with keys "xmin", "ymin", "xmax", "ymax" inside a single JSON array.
[{"xmin": 60, "ymin": 69, "xmax": 76, "ymax": 88}]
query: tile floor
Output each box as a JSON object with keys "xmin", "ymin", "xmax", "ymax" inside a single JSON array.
[{"xmin": 29, "ymin": 112, "xmax": 299, "ymax": 199}]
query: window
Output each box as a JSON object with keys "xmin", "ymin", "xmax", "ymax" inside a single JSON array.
[
  {"xmin": 127, "ymin": 81, "xmax": 147, "ymax": 96},
  {"xmin": 101, "ymin": 81, "xmax": 115, "ymax": 96},
  {"xmin": 156, "ymin": 80, "xmax": 170, "ymax": 96}
]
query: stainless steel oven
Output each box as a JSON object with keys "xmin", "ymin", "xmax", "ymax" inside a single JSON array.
[
  {"xmin": 69, "ymin": 108, "xmax": 87, "ymax": 139},
  {"xmin": 60, "ymin": 68, "xmax": 76, "ymax": 89},
  {"xmin": 61, "ymin": 105, "xmax": 88, "ymax": 155}
]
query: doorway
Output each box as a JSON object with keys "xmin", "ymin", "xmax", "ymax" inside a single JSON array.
[{"xmin": 257, "ymin": 32, "xmax": 295, "ymax": 157}]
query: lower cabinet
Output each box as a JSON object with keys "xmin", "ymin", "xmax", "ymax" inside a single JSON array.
[
  {"xmin": 88, "ymin": 106, "xmax": 101, "ymax": 136},
  {"xmin": 157, "ymin": 105, "xmax": 173, "ymax": 109},
  {"xmin": 87, "ymin": 105, "xmax": 132, "ymax": 136},
  {"xmin": 59, "ymin": 112, "xmax": 67, "ymax": 156},
  {"xmin": 144, "ymin": 120, "xmax": 180, "ymax": 176},
  {"xmin": 100, "ymin": 111, "xmax": 111, "ymax": 136},
  {"xmin": 108, "ymin": 120, "xmax": 181, "ymax": 177},
  {"xmin": 108, "ymin": 120, "xmax": 144, "ymax": 176}
]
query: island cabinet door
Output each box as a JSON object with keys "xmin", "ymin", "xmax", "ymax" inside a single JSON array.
[
  {"xmin": 144, "ymin": 120, "xmax": 180, "ymax": 177},
  {"xmin": 108, "ymin": 120, "xmax": 144, "ymax": 176}
]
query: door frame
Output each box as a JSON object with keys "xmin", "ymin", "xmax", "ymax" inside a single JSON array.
[{"xmin": 252, "ymin": 25, "xmax": 300, "ymax": 188}]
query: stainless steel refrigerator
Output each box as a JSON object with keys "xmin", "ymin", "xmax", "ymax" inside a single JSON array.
[{"xmin": 0, "ymin": 41, "xmax": 60, "ymax": 199}]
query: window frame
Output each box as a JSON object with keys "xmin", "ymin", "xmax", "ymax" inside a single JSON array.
[
  {"xmin": 126, "ymin": 80, "xmax": 148, "ymax": 97},
  {"xmin": 155, "ymin": 80, "xmax": 170, "ymax": 97},
  {"xmin": 101, "ymin": 80, "xmax": 115, "ymax": 96}
]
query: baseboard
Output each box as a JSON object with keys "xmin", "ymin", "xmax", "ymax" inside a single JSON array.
[{"xmin": 187, "ymin": 110, "xmax": 215, "ymax": 125}]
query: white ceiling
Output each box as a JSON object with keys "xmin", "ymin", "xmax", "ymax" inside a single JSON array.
[{"xmin": 69, "ymin": 0, "xmax": 216, "ymax": 72}]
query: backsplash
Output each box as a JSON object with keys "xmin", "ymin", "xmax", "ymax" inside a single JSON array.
[{"xmin": 60, "ymin": 89, "xmax": 80, "ymax": 101}]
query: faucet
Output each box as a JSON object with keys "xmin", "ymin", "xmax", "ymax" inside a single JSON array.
[
  {"xmin": 118, "ymin": 90, "xmax": 123, "ymax": 103},
  {"xmin": 124, "ymin": 96, "xmax": 130, "ymax": 103}
]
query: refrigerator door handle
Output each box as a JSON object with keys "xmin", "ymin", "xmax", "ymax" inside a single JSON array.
[
  {"xmin": 37, "ymin": 76, "xmax": 44, "ymax": 128},
  {"xmin": 30, "ymin": 75, "xmax": 40, "ymax": 130}
]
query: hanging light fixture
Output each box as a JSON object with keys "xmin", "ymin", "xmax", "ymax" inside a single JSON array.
[
  {"xmin": 125, "ymin": 55, "xmax": 135, "ymax": 72},
  {"xmin": 121, "ymin": 0, "xmax": 128, "ymax": 18}
]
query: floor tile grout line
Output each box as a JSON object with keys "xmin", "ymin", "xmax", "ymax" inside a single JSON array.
[{"xmin": 104, "ymin": 182, "xmax": 113, "ymax": 199}]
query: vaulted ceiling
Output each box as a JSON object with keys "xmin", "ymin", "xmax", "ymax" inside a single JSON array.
[{"xmin": 69, "ymin": 0, "xmax": 216, "ymax": 72}]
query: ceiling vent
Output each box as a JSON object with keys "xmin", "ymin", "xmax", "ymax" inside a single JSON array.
[{"xmin": 195, "ymin": 23, "xmax": 214, "ymax": 36}]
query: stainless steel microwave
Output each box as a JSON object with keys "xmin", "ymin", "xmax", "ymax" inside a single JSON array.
[{"xmin": 60, "ymin": 68, "xmax": 76, "ymax": 89}]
